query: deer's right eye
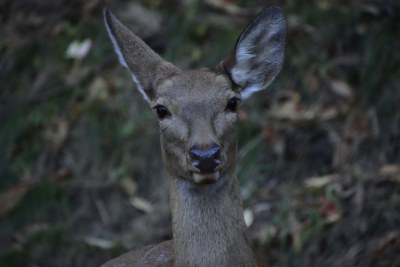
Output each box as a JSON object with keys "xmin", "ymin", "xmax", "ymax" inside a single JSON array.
[
  {"xmin": 225, "ymin": 97, "xmax": 240, "ymax": 112},
  {"xmin": 153, "ymin": 105, "xmax": 170, "ymax": 119}
]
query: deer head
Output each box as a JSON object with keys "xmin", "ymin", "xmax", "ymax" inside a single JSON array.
[{"xmin": 104, "ymin": 7, "xmax": 286, "ymax": 185}]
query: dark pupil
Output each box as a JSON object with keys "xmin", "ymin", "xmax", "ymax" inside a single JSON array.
[
  {"xmin": 226, "ymin": 98, "xmax": 238, "ymax": 112},
  {"xmin": 156, "ymin": 105, "xmax": 169, "ymax": 118}
]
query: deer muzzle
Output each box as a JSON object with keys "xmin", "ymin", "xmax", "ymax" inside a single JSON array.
[{"xmin": 189, "ymin": 144, "xmax": 221, "ymax": 175}]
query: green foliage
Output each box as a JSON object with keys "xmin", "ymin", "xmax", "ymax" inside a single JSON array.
[
  {"xmin": 299, "ymin": 208, "xmax": 326, "ymax": 250},
  {"xmin": 0, "ymin": 250, "xmax": 26, "ymax": 267},
  {"xmin": 26, "ymin": 227, "xmax": 67, "ymax": 262},
  {"xmin": 9, "ymin": 182, "xmax": 65, "ymax": 229}
]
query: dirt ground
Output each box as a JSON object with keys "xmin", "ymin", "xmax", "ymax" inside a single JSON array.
[{"xmin": 0, "ymin": 0, "xmax": 399, "ymax": 266}]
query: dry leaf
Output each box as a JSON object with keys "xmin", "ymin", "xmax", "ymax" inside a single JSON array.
[
  {"xmin": 88, "ymin": 77, "xmax": 109, "ymax": 102},
  {"xmin": 130, "ymin": 197, "xmax": 154, "ymax": 213},
  {"xmin": 305, "ymin": 174, "xmax": 338, "ymax": 189},
  {"xmin": 268, "ymin": 91, "xmax": 306, "ymax": 121},
  {"xmin": 318, "ymin": 107, "xmax": 339, "ymax": 121},
  {"xmin": 205, "ymin": 0, "xmax": 248, "ymax": 15},
  {"xmin": 66, "ymin": 39, "xmax": 92, "ymax": 60},
  {"xmin": 243, "ymin": 208, "xmax": 254, "ymax": 227},
  {"xmin": 329, "ymin": 79, "xmax": 354, "ymax": 100},
  {"xmin": 318, "ymin": 198, "xmax": 341, "ymax": 223},
  {"xmin": 84, "ymin": 237, "xmax": 115, "ymax": 249},
  {"xmin": 120, "ymin": 177, "xmax": 138, "ymax": 196},
  {"xmin": 379, "ymin": 164, "xmax": 400, "ymax": 177}
]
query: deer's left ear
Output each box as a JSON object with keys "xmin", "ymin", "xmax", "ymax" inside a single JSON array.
[{"xmin": 223, "ymin": 7, "xmax": 286, "ymax": 99}]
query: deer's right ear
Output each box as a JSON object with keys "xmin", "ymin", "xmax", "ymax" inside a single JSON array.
[
  {"xmin": 103, "ymin": 8, "xmax": 178, "ymax": 103},
  {"xmin": 223, "ymin": 7, "xmax": 286, "ymax": 99}
]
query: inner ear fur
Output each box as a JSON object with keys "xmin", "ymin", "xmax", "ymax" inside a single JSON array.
[{"xmin": 222, "ymin": 6, "xmax": 286, "ymax": 99}]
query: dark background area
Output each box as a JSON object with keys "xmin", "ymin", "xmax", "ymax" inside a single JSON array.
[{"xmin": 0, "ymin": 0, "xmax": 399, "ymax": 266}]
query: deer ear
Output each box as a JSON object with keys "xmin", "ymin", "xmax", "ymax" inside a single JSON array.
[
  {"xmin": 223, "ymin": 7, "xmax": 286, "ymax": 99},
  {"xmin": 103, "ymin": 8, "xmax": 178, "ymax": 103}
]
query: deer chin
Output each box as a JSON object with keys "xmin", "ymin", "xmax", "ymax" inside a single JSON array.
[{"xmin": 192, "ymin": 171, "xmax": 220, "ymax": 185}]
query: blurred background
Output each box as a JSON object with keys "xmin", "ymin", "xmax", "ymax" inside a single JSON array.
[{"xmin": 0, "ymin": 0, "xmax": 399, "ymax": 266}]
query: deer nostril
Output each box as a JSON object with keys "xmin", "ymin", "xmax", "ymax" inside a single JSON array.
[
  {"xmin": 190, "ymin": 145, "xmax": 221, "ymax": 160},
  {"xmin": 189, "ymin": 145, "xmax": 221, "ymax": 173}
]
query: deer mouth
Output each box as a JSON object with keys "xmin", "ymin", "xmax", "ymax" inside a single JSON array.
[{"xmin": 192, "ymin": 171, "xmax": 220, "ymax": 185}]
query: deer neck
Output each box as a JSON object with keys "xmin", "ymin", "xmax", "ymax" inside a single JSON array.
[{"xmin": 170, "ymin": 172, "xmax": 258, "ymax": 267}]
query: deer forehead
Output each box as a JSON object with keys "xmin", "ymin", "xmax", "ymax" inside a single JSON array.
[{"xmin": 154, "ymin": 70, "xmax": 236, "ymax": 108}]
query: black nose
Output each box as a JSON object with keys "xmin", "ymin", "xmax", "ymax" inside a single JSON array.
[{"xmin": 190, "ymin": 145, "xmax": 221, "ymax": 173}]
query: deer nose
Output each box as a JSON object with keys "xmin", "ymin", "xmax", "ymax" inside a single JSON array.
[{"xmin": 189, "ymin": 145, "xmax": 221, "ymax": 173}]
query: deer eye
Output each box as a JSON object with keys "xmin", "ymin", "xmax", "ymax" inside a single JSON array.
[
  {"xmin": 153, "ymin": 105, "xmax": 170, "ymax": 119},
  {"xmin": 225, "ymin": 97, "xmax": 240, "ymax": 112}
]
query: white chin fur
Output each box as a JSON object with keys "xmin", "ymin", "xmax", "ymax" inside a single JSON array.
[{"xmin": 192, "ymin": 171, "xmax": 220, "ymax": 184}]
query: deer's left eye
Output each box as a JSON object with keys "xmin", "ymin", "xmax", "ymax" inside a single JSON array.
[{"xmin": 225, "ymin": 97, "xmax": 240, "ymax": 112}]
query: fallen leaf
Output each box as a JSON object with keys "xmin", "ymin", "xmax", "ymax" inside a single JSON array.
[
  {"xmin": 88, "ymin": 77, "xmax": 109, "ymax": 102},
  {"xmin": 329, "ymin": 79, "xmax": 354, "ymax": 100},
  {"xmin": 120, "ymin": 177, "xmax": 138, "ymax": 196},
  {"xmin": 305, "ymin": 174, "xmax": 338, "ymax": 189},
  {"xmin": 318, "ymin": 107, "xmax": 339, "ymax": 121},
  {"xmin": 130, "ymin": 197, "xmax": 154, "ymax": 214},
  {"xmin": 205, "ymin": 0, "xmax": 248, "ymax": 15},
  {"xmin": 243, "ymin": 208, "xmax": 254, "ymax": 227},
  {"xmin": 379, "ymin": 164, "xmax": 400, "ymax": 177},
  {"xmin": 84, "ymin": 237, "xmax": 115, "ymax": 249},
  {"xmin": 318, "ymin": 198, "xmax": 341, "ymax": 223},
  {"xmin": 66, "ymin": 39, "xmax": 92, "ymax": 60}
]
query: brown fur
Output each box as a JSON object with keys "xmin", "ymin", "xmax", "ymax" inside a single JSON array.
[{"xmin": 102, "ymin": 6, "xmax": 286, "ymax": 267}]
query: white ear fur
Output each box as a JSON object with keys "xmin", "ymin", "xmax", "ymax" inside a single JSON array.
[
  {"xmin": 229, "ymin": 7, "xmax": 286, "ymax": 99},
  {"xmin": 104, "ymin": 8, "xmax": 177, "ymax": 104},
  {"xmin": 104, "ymin": 15, "xmax": 128, "ymax": 68},
  {"xmin": 131, "ymin": 74, "xmax": 150, "ymax": 102},
  {"xmin": 104, "ymin": 10, "xmax": 151, "ymax": 102}
]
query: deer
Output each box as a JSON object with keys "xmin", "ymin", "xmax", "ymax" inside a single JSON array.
[{"xmin": 102, "ymin": 5, "xmax": 286, "ymax": 267}]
